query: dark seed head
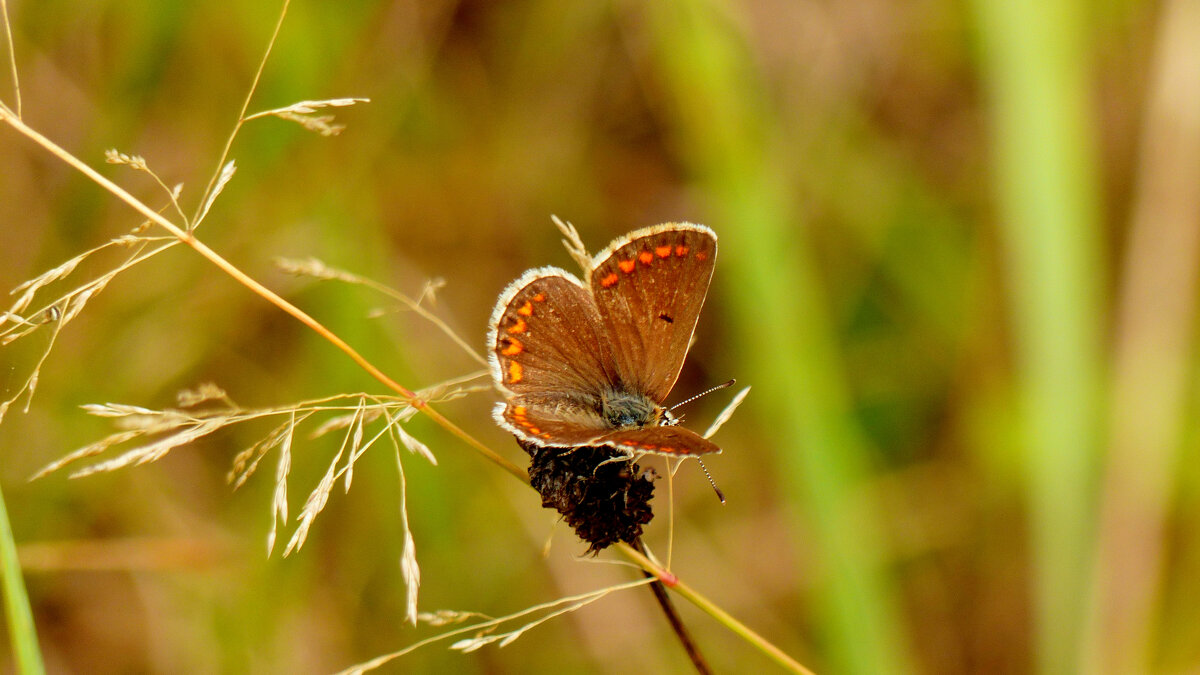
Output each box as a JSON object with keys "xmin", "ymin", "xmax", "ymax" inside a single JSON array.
[{"xmin": 517, "ymin": 438, "xmax": 656, "ymax": 553}]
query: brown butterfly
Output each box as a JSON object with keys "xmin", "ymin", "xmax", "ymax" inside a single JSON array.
[{"xmin": 488, "ymin": 223, "xmax": 720, "ymax": 457}]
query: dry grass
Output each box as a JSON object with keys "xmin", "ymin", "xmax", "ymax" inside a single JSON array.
[
  {"xmin": 0, "ymin": 232, "xmax": 180, "ymax": 423},
  {"xmin": 335, "ymin": 577, "xmax": 655, "ymax": 674}
]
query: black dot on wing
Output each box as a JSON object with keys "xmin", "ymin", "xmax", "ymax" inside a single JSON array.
[{"xmin": 658, "ymin": 313, "xmax": 674, "ymax": 323}]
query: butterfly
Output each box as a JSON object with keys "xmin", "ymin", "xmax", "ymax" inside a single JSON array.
[{"xmin": 488, "ymin": 223, "xmax": 721, "ymax": 457}]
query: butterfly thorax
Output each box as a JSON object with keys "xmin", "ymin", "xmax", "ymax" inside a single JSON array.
[{"xmin": 600, "ymin": 389, "xmax": 665, "ymax": 430}]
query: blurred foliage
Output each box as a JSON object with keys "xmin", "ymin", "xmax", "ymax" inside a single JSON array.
[{"xmin": 1, "ymin": 0, "xmax": 1196, "ymax": 673}]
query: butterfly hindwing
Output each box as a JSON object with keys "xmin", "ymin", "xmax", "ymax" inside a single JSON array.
[
  {"xmin": 598, "ymin": 425, "xmax": 721, "ymax": 457},
  {"xmin": 495, "ymin": 398, "xmax": 610, "ymax": 447}
]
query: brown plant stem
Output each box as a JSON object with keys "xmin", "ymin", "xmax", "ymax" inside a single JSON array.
[{"xmin": 633, "ymin": 538, "xmax": 713, "ymax": 675}]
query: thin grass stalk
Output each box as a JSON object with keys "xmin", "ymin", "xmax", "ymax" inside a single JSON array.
[
  {"xmin": 969, "ymin": 0, "xmax": 1105, "ymax": 672},
  {"xmin": 637, "ymin": 1, "xmax": 915, "ymax": 672},
  {"xmin": 0, "ymin": 481, "xmax": 45, "ymax": 674},
  {"xmin": 192, "ymin": 0, "xmax": 290, "ymax": 223},
  {"xmin": 0, "ymin": 0, "xmax": 19, "ymax": 119}
]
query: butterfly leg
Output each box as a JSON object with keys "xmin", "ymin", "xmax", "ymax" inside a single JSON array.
[{"xmin": 591, "ymin": 448, "xmax": 637, "ymax": 475}]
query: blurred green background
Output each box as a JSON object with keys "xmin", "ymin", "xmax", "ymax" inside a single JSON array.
[{"xmin": 2, "ymin": 0, "xmax": 1197, "ymax": 672}]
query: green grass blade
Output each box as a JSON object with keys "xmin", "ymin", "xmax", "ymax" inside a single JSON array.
[
  {"xmin": 0, "ymin": 481, "xmax": 46, "ymax": 675},
  {"xmin": 969, "ymin": 0, "xmax": 1105, "ymax": 672},
  {"xmin": 641, "ymin": 2, "xmax": 915, "ymax": 672}
]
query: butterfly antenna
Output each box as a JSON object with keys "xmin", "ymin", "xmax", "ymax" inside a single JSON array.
[
  {"xmin": 696, "ymin": 458, "xmax": 725, "ymax": 504},
  {"xmin": 669, "ymin": 379, "xmax": 735, "ymax": 412}
]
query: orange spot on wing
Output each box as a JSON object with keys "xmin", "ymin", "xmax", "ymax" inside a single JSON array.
[
  {"xmin": 507, "ymin": 361, "xmax": 523, "ymax": 383},
  {"xmin": 600, "ymin": 272, "xmax": 619, "ymax": 288},
  {"xmin": 517, "ymin": 301, "xmax": 534, "ymax": 316},
  {"xmin": 695, "ymin": 252, "xmax": 708, "ymax": 261},
  {"xmin": 532, "ymin": 293, "xmax": 546, "ymax": 302},
  {"xmin": 621, "ymin": 440, "xmax": 638, "ymax": 446},
  {"xmin": 638, "ymin": 251, "xmax": 654, "ymax": 265},
  {"xmin": 618, "ymin": 259, "xmax": 636, "ymax": 274},
  {"xmin": 500, "ymin": 338, "xmax": 523, "ymax": 356},
  {"xmin": 507, "ymin": 317, "xmax": 527, "ymax": 333},
  {"xmin": 528, "ymin": 426, "xmax": 541, "ymax": 434},
  {"xmin": 655, "ymin": 245, "xmax": 672, "ymax": 258},
  {"xmin": 675, "ymin": 245, "xmax": 690, "ymax": 257},
  {"xmin": 513, "ymin": 405, "xmax": 527, "ymax": 416}
]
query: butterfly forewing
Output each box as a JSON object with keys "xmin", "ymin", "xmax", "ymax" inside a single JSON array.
[
  {"xmin": 589, "ymin": 224, "xmax": 717, "ymax": 403},
  {"xmin": 489, "ymin": 269, "xmax": 618, "ymax": 398}
]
